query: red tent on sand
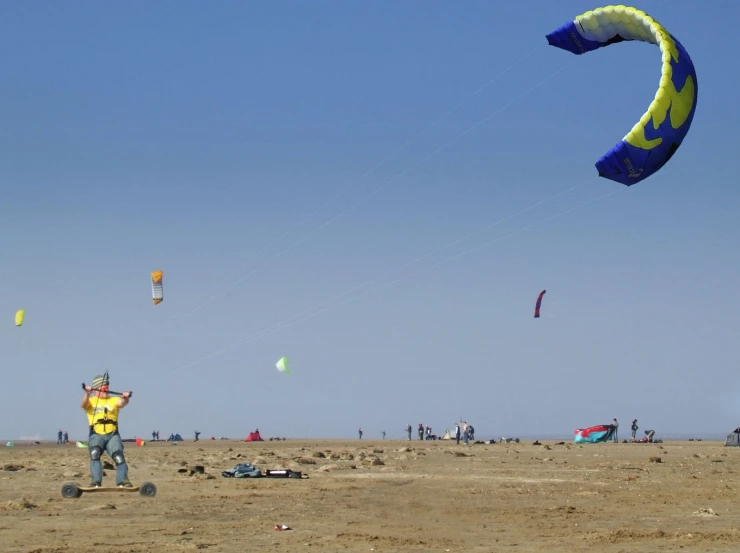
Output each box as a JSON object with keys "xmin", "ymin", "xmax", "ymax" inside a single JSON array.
[{"xmin": 245, "ymin": 431, "xmax": 263, "ymax": 442}]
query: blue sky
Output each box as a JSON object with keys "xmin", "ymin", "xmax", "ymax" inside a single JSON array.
[{"xmin": 2, "ymin": 0, "xmax": 739, "ymax": 441}]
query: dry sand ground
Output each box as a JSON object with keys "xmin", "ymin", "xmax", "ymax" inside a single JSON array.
[{"xmin": 2, "ymin": 438, "xmax": 740, "ymax": 552}]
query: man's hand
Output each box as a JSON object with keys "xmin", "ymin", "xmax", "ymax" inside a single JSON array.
[
  {"xmin": 122, "ymin": 391, "xmax": 131, "ymax": 399},
  {"xmin": 84, "ymin": 385, "xmax": 92, "ymax": 393}
]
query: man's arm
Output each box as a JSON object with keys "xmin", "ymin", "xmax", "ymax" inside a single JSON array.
[
  {"xmin": 81, "ymin": 387, "xmax": 92, "ymax": 410},
  {"xmin": 118, "ymin": 391, "xmax": 131, "ymax": 409}
]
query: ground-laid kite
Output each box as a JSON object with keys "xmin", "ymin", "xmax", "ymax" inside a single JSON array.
[{"xmin": 574, "ymin": 424, "xmax": 617, "ymax": 443}]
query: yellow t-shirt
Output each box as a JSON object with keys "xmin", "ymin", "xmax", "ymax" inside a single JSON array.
[{"xmin": 85, "ymin": 396, "xmax": 121, "ymax": 435}]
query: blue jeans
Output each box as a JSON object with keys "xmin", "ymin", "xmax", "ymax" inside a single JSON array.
[{"xmin": 88, "ymin": 432, "xmax": 129, "ymax": 485}]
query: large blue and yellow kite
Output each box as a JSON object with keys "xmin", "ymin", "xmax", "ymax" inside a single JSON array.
[{"xmin": 547, "ymin": 5, "xmax": 698, "ymax": 186}]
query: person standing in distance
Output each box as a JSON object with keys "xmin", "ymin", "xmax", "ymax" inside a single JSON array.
[
  {"xmin": 81, "ymin": 373, "xmax": 132, "ymax": 488},
  {"xmin": 612, "ymin": 418, "xmax": 619, "ymax": 443}
]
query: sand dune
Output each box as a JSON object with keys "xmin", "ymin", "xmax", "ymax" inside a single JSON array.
[{"xmin": 2, "ymin": 439, "xmax": 739, "ymax": 552}]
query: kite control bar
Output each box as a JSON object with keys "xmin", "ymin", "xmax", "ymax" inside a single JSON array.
[{"xmin": 81, "ymin": 382, "xmax": 133, "ymax": 398}]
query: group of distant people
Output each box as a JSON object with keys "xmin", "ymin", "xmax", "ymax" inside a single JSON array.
[
  {"xmin": 454, "ymin": 421, "xmax": 474, "ymax": 445},
  {"xmin": 405, "ymin": 423, "xmax": 434, "ymax": 440},
  {"xmin": 358, "ymin": 422, "xmax": 476, "ymax": 442},
  {"xmin": 612, "ymin": 418, "xmax": 656, "ymax": 442},
  {"xmin": 358, "ymin": 429, "xmax": 389, "ymax": 439},
  {"xmin": 56, "ymin": 429, "xmax": 69, "ymax": 444},
  {"xmin": 397, "ymin": 422, "xmax": 474, "ymax": 444},
  {"xmin": 151, "ymin": 430, "xmax": 202, "ymax": 441}
]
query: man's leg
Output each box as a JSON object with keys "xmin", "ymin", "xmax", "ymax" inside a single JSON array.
[
  {"xmin": 88, "ymin": 434, "xmax": 107, "ymax": 486},
  {"xmin": 105, "ymin": 434, "xmax": 130, "ymax": 486}
]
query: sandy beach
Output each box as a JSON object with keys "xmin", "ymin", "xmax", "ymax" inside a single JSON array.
[{"xmin": 1, "ymin": 438, "xmax": 739, "ymax": 552}]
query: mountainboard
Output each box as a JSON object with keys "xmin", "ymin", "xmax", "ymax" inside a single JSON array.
[{"xmin": 61, "ymin": 481, "xmax": 157, "ymax": 498}]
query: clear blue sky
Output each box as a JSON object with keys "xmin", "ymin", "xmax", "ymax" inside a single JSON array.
[{"xmin": 2, "ymin": 0, "xmax": 739, "ymax": 441}]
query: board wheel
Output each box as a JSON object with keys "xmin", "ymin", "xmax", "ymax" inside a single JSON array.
[
  {"xmin": 61, "ymin": 482, "xmax": 81, "ymax": 499},
  {"xmin": 139, "ymin": 482, "xmax": 157, "ymax": 497}
]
